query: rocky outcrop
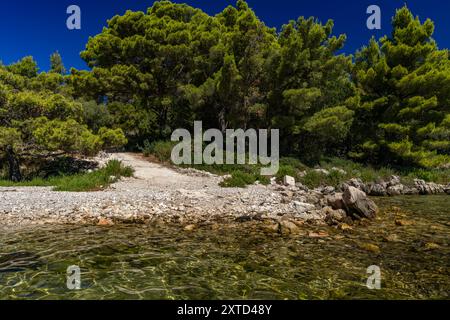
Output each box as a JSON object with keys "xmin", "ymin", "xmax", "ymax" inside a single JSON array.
[
  {"xmin": 366, "ymin": 182, "xmax": 387, "ymax": 196},
  {"xmin": 342, "ymin": 186, "xmax": 379, "ymax": 220},
  {"xmin": 387, "ymin": 184, "xmax": 404, "ymax": 196},
  {"xmin": 343, "ymin": 175, "xmax": 447, "ymax": 197},
  {"xmin": 414, "ymin": 179, "xmax": 444, "ymax": 195}
]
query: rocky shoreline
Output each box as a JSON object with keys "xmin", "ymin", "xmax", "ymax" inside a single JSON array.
[
  {"xmin": 0, "ymin": 154, "xmax": 448, "ymax": 233},
  {"xmin": 343, "ymin": 175, "xmax": 450, "ymax": 197}
]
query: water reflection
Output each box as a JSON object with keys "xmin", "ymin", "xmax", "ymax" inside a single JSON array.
[{"xmin": 0, "ymin": 196, "xmax": 448, "ymax": 300}]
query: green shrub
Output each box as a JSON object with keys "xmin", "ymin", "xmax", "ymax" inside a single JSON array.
[
  {"xmin": 220, "ymin": 171, "xmax": 258, "ymax": 188},
  {"xmin": 276, "ymin": 165, "xmax": 299, "ymax": 181},
  {"xmin": 151, "ymin": 141, "xmax": 177, "ymax": 163},
  {"xmin": 299, "ymin": 170, "xmax": 326, "ymax": 188},
  {"xmin": 280, "ymin": 157, "xmax": 308, "ymax": 170},
  {"xmin": 0, "ymin": 160, "xmax": 134, "ymax": 192},
  {"xmin": 139, "ymin": 140, "xmax": 153, "ymax": 157}
]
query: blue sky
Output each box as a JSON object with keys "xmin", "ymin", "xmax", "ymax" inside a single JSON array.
[{"xmin": 2, "ymin": 0, "xmax": 450, "ymax": 71}]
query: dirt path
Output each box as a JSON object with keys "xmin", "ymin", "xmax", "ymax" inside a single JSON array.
[{"xmin": 99, "ymin": 153, "xmax": 219, "ymax": 191}]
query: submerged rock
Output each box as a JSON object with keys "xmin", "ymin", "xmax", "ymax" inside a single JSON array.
[
  {"xmin": 184, "ymin": 224, "xmax": 197, "ymax": 232},
  {"xmin": 395, "ymin": 219, "xmax": 413, "ymax": 226},
  {"xmin": 338, "ymin": 223, "xmax": 353, "ymax": 231},
  {"xmin": 308, "ymin": 231, "xmax": 329, "ymax": 238},
  {"xmin": 97, "ymin": 217, "xmax": 114, "ymax": 226},
  {"xmin": 342, "ymin": 186, "xmax": 378, "ymax": 220},
  {"xmin": 279, "ymin": 220, "xmax": 301, "ymax": 235},
  {"xmin": 383, "ymin": 234, "xmax": 400, "ymax": 242},
  {"xmin": 358, "ymin": 243, "xmax": 380, "ymax": 254},
  {"xmin": 323, "ymin": 206, "xmax": 347, "ymax": 225},
  {"xmin": 424, "ymin": 242, "xmax": 441, "ymax": 251}
]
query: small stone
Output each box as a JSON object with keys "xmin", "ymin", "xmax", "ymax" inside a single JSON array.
[
  {"xmin": 283, "ymin": 175, "xmax": 296, "ymax": 187},
  {"xmin": 424, "ymin": 242, "xmax": 440, "ymax": 251},
  {"xmin": 184, "ymin": 224, "xmax": 197, "ymax": 232},
  {"xmin": 395, "ymin": 219, "xmax": 413, "ymax": 226},
  {"xmin": 97, "ymin": 218, "xmax": 114, "ymax": 226},
  {"xmin": 383, "ymin": 234, "xmax": 400, "ymax": 242},
  {"xmin": 263, "ymin": 222, "xmax": 280, "ymax": 234},
  {"xmin": 314, "ymin": 169, "xmax": 330, "ymax": 175},
  {"xmin": 293, "ymin": 201, "xmax": 316, "ymax": 213},
  {"xmin": 358, "ymin": 243, "xmax": 380, "ymax": 253},
  {"xmin": 308, "ymin": 231, "xmax": 329, "ymax": 238},
  {"xmin": 279, "ymin": 220, "xmax": 300, "ymax": 235},
  {"xmin": 339, "ymin": 223, "xmax": 353, "ymax": 231},
  {"xmin": 235, "ymin": 215, "xmax": 252, "ymax": 223},
  {"xmin": 280, "ymin": 191, "xmax": 294, "ymax": 198}
]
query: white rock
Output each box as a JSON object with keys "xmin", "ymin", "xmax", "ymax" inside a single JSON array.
[{"xmin": 283, "ymin": 175, "xmax": 296, "ymax": 187}]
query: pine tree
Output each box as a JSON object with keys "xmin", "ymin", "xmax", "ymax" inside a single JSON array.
[
  {"xmin": 50, "ymin": 51, "xmax": 66, "ymax": 75},
  {"xmin": 352, "ymin": 6, "xmax": 450, "ymax": 168},
  {"xmin": 265, "ymin": 16, "xmax": 355, "ymax": 162}
]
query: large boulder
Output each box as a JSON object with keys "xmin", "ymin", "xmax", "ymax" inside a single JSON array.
[{"xmin": 342, "ymin": 186, "xmax": 379, "ymax": 220}]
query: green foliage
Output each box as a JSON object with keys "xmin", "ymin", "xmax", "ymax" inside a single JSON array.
[
  {"xmin": 352, "ymin": 6, "xmax": 450, "ymax": 168},
  {"xmin": 148, "ymin": 140, "xmax": 177, "ymax": 163},
  {"xmin": 266, "ymin": 16, "xmax": 355, "ymax": 161},
  {"xmin": 0, "ymin": 57, "xmax": 127, "ymax": 181},
  {"xmin": 276, "ymin": 165, "xmax": 299, "ymax": 181},
  {"xmin": 0, "ymin": 160, "xmax": 134, "ymax": 192},
  {"xmin": 7, "ymin": 56, "xmax": 38, "ymax": 78},
  {"xmin": 98, "ymin": 127, "xmax": 127, "ymax": 150},
  {"xmin": 1, "ymin": 2, "xmax": 449, "ymax": 184},
  {"xmin": 32, "ymin": 118, "xmax": 102, "ymax": 155},
  {"xmin": 49, "ymin": 51, "xmax": 66, "ymax": 75},
  {"xmin": 0, "ymin": 127, "xmax": 22, "ymax": 150},
  {"xmin": 220, "ymin": 171, "xmax": 257, "ymax": 188},
  {"xmin": 139, "ymin": 140, "xmax": 153, "ymax": 157}
]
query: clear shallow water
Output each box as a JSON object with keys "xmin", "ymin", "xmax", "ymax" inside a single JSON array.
[{"xmin": 0, "ymin": 196, "xmax": 448, "ymax": 300}]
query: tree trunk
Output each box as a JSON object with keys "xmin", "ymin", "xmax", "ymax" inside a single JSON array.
[
  {"xmin": 218, "ymin": 108, "xmax": 227, "ymax": 135},
  {"xmin": 6, "ymin": 146, "xmax": 22, "ymax": 182}
]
